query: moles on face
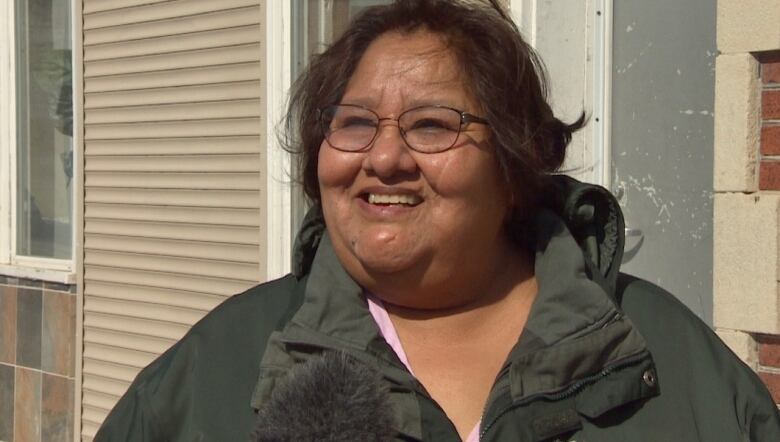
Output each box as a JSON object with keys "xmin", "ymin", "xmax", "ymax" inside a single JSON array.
[{"xmin": 318, "ymin": 30, "xmax": 518, "ymax": 309}]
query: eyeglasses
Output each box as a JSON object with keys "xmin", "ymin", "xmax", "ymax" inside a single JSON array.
[{"xmin": 317, "ymin": 104, "xmax": 490, "ymax": 153}]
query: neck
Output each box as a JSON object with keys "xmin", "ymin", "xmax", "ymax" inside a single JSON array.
[
  {"xmin": 382, "ymin": 247, "xmax": 537, "ymax": 339},
  {"xmin": 366, "ymin": 231, "xmax": 536, "ymax": 306}
]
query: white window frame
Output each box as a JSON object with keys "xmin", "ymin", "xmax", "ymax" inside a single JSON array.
[
  {"xmin": 265, "ymin": 1, "xmax": 294, "ymax": 280},
  {"xmin": 264, "ymin": 1, "xmax": 397, "ymax": 281},
  {"xmin": 510, "ymin": 0, "xmax": 613, "ymax": 188},
  {"xmin": 0, "ymin": 0, "xmax": 77, "ymax": 284}
]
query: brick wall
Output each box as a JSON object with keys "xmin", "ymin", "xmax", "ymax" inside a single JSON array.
[
  {"xmin": 756, "ymin": 334, "xmax": 780, "ymax": 401},
  {"xmin": 713, "ymin": 0, "xmax": 780, "ymax": 405},
  {"xmin": 758, "ymin": 53, "xmax": 780, "ymax": 190},
  {"xmin": 0, "ymin": 276, "xmax": 76, "ymax": 442},
  {"xmin": 746, "ymin": 54, "xmax": 780, "ymax": 404}
]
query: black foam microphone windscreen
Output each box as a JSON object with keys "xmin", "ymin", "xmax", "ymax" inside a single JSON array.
[{"xmin": 251, "ymin": 351, "xmax": 397, "ymax": 442}]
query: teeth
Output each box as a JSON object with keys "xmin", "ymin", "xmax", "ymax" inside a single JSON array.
[{"xmin": 368, "ymin": 193, "xmax": 422, "ymax": 205}]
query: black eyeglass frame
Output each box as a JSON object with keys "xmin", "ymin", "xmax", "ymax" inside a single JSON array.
[{"xmin": 316, "ymin": 103, "xmax": 490, "ymax": 153}]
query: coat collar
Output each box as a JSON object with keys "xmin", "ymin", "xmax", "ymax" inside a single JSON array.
[{"xmin": 252, "ymin": 232, "xmax": 425, "ymax": 439}]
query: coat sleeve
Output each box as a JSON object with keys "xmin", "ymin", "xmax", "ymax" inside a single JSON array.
[{"xmin": 744, "ymin": 377, "xmax": 780, "ymax": 442}]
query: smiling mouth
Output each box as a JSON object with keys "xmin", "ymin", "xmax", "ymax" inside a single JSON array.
[{"xmin": 364, "ymin": 193, "xmax": 423, "ymax": 206}]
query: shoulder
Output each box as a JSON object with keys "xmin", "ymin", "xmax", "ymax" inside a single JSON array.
[
  {"xmin": 188, "ymin": 273, "xmax": 304, "ymax": 340},
  {"xmin": 616, "ymin": 273, "xmax": 742, "ymax": 375},
  {"xmin": 160, "ymin": 273, "xmax": 305, "ymax": 365},
  {"xmin": 616, "ymin": 274, "xmax": 710, "ymax": 341},
  {"xmin": 615, "ymin": 274, "xmax": 780, "ymax": 440},
  {"xmin": 95, "ymin": 274, "xmax": 306, "ymax": 441},
  {"xmin": 144, "ymin": 272, "xmax": 307, "ymax": 396}
]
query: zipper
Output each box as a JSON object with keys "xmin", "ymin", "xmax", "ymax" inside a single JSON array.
[
  {"xmin": 475, "ymin": 363, "xmax": 512, "ymax": 437},
  {"xmin": 478, "ymin": 351, "xmax": 649, "ymax": 441}
]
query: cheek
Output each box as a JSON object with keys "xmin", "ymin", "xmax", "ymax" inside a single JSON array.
[
  {"xmin": 318, "ymin": 144, "xmax": 366, "ymax": 232},
  {"xmin": 424, "ymin": 151, "xmax": 505, "ymax": 203},
  {"xmin": 419, "ymin": 154, "xmax": 461, "ymax": 196},
  {"xmin": 422, "ymin": 152, "xmax": 511, "ymax": 238},
  {"xmin": 317, "ymin": 142, "xmax": 338, "ymax": 188},
  {"xmin": 317, "ymin": 142, "xmax": 361, "ymax": 190}
]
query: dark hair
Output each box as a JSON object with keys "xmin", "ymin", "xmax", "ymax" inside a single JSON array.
[{"xmin": 283, "ymin": 0, "xmax": 585, "ymax": 226}]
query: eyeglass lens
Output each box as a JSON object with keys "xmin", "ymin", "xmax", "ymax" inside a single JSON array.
[{"xmin": 322, "ymin": 105, "xmax": 462, "ymax": 153}]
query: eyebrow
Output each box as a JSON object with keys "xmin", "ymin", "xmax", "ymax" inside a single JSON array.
[
  {"xmin": 339, "ymin": 96, "xmax": 467, "ymax": 112},
  {"xmin": 406, "ymin": 97, "xmax": 463, "ymax": 109}
]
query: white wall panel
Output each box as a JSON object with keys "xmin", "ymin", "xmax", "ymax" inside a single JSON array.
[
  {"xmin": 511, "ymin": 0, "xmax": 611, "ymax": 185},
  {"xmin": 80, "ymin": 1, "xmax": 266, "ymax": 437}
]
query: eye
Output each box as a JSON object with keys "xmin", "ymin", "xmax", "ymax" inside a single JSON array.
[
  {"xmin": 408, "ymin": 117, "xmax": 455, "ymax": 132},
  {"xmin": 338, "ymin": 116, "xmax": 377, "ymax": 129}
]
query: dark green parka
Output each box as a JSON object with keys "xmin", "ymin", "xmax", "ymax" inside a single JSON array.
[{"xmin": 95, "ymin": 178, "xmax": 780, "ymax": 441}]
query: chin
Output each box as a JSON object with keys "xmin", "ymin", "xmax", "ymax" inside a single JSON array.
[
  {"xmin": 332, "ymin": 229, "xmax": 434, "ymax": 296},
  {"xmin": 366, "ymin": 284, "xmax": 462, "ymax": 311},
  {"xmin": 356, "ymin": 252, "xmax": 419, "ymax": 276},
  {"xmin": 350, "ymin": 232, "xmax": 427, "ymax": 273},
  {"xmin": 344, "ymin": 248, "xmax": 426, "ymax": 288}
]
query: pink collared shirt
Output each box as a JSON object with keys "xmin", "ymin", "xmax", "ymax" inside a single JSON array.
[{"xmin": 366, "ymin": 293, "xmax": 481, "ymax": 442}]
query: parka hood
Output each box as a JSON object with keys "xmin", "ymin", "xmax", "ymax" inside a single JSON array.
[{"xmin": 541, "ymin": 175, "xmax": 625, "ymax": 299}]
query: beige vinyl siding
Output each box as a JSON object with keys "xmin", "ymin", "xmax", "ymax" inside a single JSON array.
[{"xmin": 80, "ymin": 0, "xmax": 265, "ymax": 439}]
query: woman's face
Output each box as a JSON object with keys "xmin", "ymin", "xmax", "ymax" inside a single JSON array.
[{"xmin": 318, "ymin": 30, "xmax": 515, "ymax": 308}]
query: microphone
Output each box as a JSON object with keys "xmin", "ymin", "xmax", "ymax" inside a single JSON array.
[{"xmin": 251, "ymin": 351, "xmax": 397, "ymax": 442}]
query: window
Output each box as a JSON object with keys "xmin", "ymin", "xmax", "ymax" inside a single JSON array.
[
  {"xmin": 292, "ymin": 0, "xmax": 392, "ymax": 78},
  {"xmin": 265, "ymin": 0, "xmax": 393, "ymax": 278},
  {"xmin": 286, "ymin": 0, "xmax": 393, "ymax": 226},
  {"xmin": 0, "ymin": 0, "xmax": 74, "ymax": 279}
]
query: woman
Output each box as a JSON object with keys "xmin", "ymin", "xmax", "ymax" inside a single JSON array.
[{"xmin": 96, "ymin": 1, "xmax": 780, "ymax": 441}]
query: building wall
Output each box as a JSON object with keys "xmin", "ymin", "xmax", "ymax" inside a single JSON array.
[
  {"xmin": 78, "ymin": 0, "xmax": 267, "ymax": 438},
  {"xmin": 714, "ymin": 0, "xmax": 780, "ymax": 402},
  {"xmin": 0, "ymin": 276, "xmax": 76, "ymax": 442}
]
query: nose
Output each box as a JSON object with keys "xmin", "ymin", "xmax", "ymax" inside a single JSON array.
[{"xmin": 362, "ymin": 120, "xmax": 418, "ymax": 177}]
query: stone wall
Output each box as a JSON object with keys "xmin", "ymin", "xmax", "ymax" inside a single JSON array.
[{"xmin": 0, "ymin": 276, "xmax": 76, "ymax": 442}]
